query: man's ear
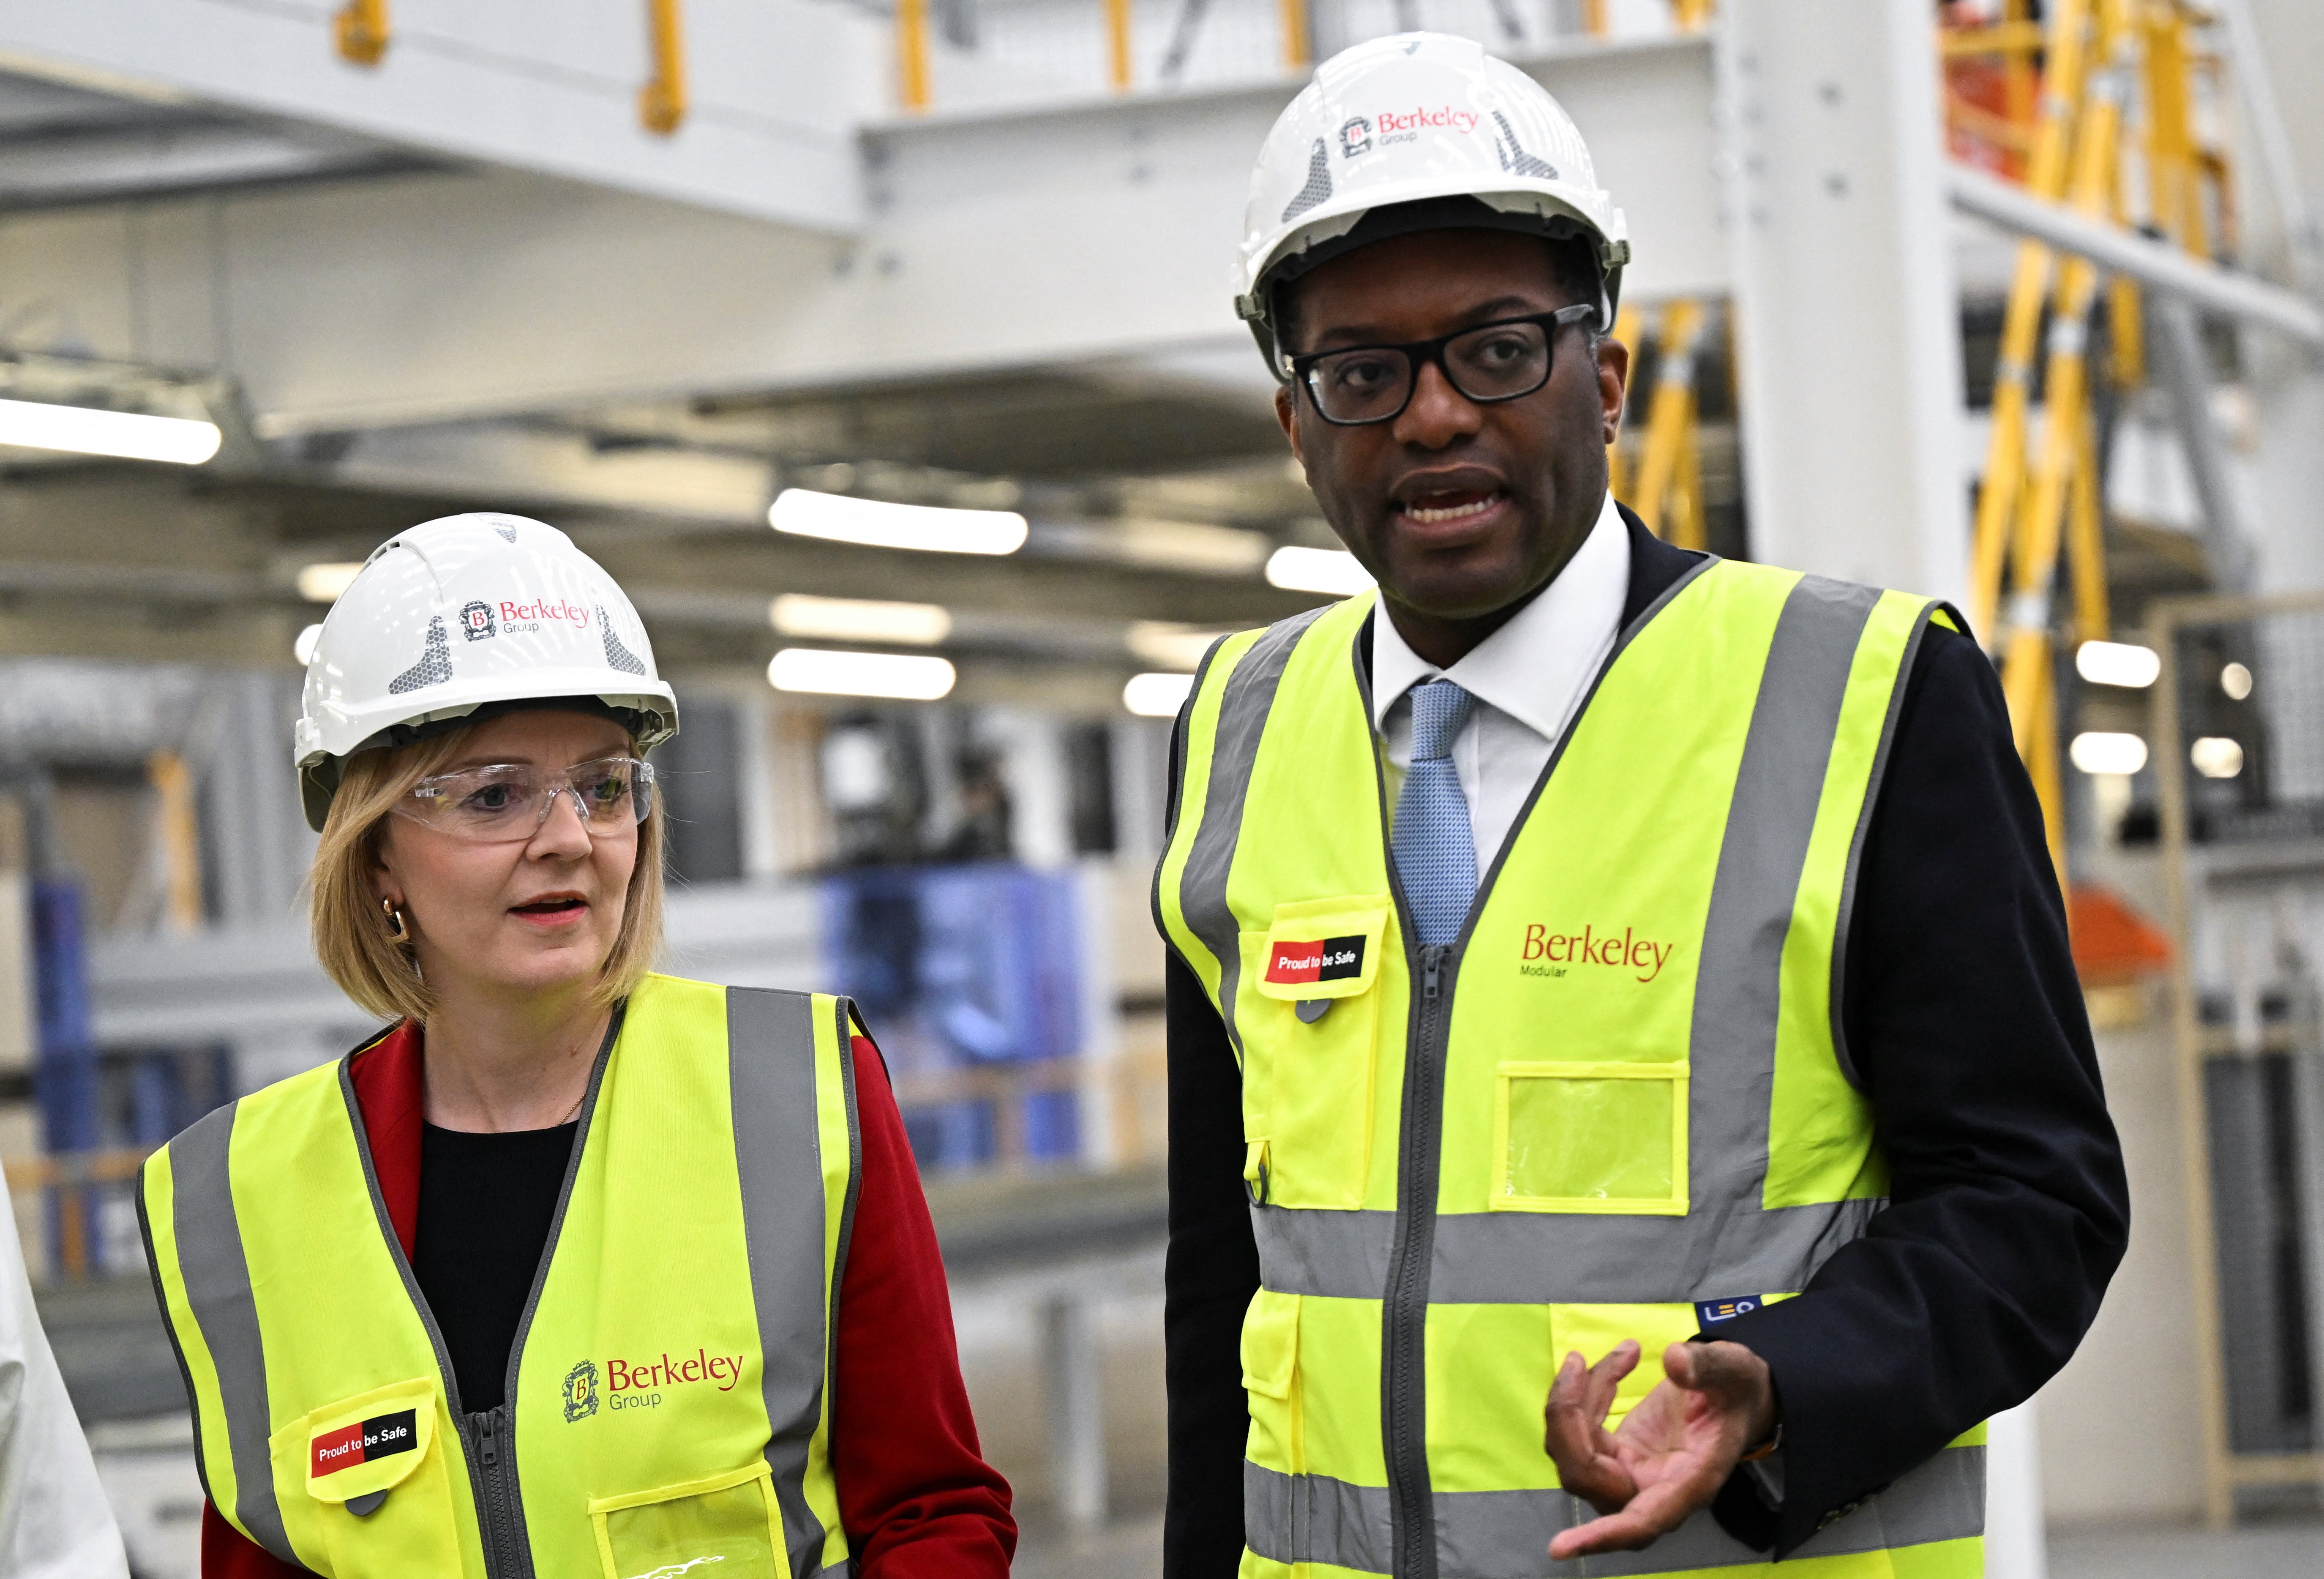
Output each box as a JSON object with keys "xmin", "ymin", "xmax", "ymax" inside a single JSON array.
[
  {"xmin": 1274, "ymin": 382, "xmax": 1306, "ymax": 472},
  {"xmin": 1594, "ymin": 335, "xmax": 1631, "ymax": 449}
]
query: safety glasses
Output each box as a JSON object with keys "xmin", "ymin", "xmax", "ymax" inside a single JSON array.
[
  {"xmin": 396, "ymin": 756, "xmax": 655, "ymax": 845},
  {"xmin": 1290, "ymin": 303, "xmax": 1599, "ymax": 426}
]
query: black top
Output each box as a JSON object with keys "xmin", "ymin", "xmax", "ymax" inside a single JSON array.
[
  {"xmin": 412, "ymin": 1120, "xmax": 578, "ymax": 1414},
  {"xmin": 1161, "ymin": 512, "xmax": 2131, "ymax": 1568}
]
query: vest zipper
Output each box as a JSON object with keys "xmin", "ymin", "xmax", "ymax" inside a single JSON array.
[
  {"xmin": 466, "ymin": 1407, "xmax": 529, "ymax": 1579},
  {"xmin": 1382, "ymin": 938, "xmax": 1454, "ymax": 1579}
]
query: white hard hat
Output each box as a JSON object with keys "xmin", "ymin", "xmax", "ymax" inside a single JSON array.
[
  {"xmin": 293, "ymin": 513, "xmax": 679, "ymax": 831},
  {"xmin": 1236, "ymin": 32, "xmax": 1631, "ymax": 376}
]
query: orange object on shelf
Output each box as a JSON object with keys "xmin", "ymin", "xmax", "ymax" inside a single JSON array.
[{"xmin": 2068, "ymin": 882, "xmax": 2173, "ymax": 985}]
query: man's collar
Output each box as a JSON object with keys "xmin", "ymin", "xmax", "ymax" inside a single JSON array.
[{"xmin": 1369, "ymin": 488, "xmax": 1631, "ymax": 738}]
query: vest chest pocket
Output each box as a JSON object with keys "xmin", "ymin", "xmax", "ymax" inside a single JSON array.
[
  {"xmin": 589, "ymin": 1461, "xmax": 785, "ymax": 1579},
  {"xmin": 1236, "ymin": 897, "xmax": 1390, "ymax": 1211},
  {"xmin": 271, "ymin": 1376, "xmax": 462, "ymax": 1578},
  {"xmin": 1492, "ymin": 1061, "xmax": 1691, "ymax": 1215}
]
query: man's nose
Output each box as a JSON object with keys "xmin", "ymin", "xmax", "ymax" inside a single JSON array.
[{"xmin": 1392, "ymin": 357, "xmax": 1484, "ymax": 448}]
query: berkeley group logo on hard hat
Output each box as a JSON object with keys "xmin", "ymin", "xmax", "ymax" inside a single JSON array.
[
  {"xmin": 461, "ymin": 600, "xmax": 498, "ymax": 642},
  {"xmin": 1339, "ymin": 116, "xmax": 1372, "ymax": 157}
]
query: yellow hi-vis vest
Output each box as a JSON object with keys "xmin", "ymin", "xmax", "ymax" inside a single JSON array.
[
  {"xmin": 138, "ymin": 974, "xmax": 859, "ymax": 1579},
  {"xmin": 1157, "ymin": 559, "xmax": 1987, "ymax": 1579}
]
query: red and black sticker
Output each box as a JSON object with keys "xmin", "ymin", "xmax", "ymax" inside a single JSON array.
[
  {"xmin": 1265, "ymin": 935, "xmax": 1365, "ymax": 986},
  {"xmin": 310, "ymin": 1410, "xmax": 418, "ymax": 1479}
]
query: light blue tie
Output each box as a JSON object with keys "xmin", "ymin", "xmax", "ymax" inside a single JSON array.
[{"xmin": 1392, "ymin": 678, "xmax": 1480, "ymax": 947}]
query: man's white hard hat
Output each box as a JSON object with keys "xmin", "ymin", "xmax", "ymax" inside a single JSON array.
[
  {"xmin": 293, "ymin": 513, "xmax": 679, "ymax": 831},
  {"xmin": 1236, "ymin": 32, "xmax": 1631, "ymax": 376}
]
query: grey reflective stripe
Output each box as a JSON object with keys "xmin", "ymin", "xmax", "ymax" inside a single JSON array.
[
  {"xmin": 1176, "ymin": 604, "xmax": 1333, "ymax": 1064},
  {"xmin": 1680, "ymin": 573, "xmax": 1879, "ymax": 1274},
  {"xmin": 1246, "ymin": 1445, "xmax": 1982, "ymax": 1577},
  {"xmin": 730, "ymin": 986, "xmax": 852, "ymax": 1579},
  {"xmin": 1252, "ymin": 1197, "xmax": 1883, "ymax": 1304},
  {"xmin": 1827, "ymin": 600, "xmax": 1947, "ymax": 1090},
  {"xmin": 166, "ymin": 1102, "xmax": 296, "ymax": 1564}
]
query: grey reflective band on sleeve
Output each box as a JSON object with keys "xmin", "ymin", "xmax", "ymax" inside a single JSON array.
[
  {"xmin": 729, "ymin": 986, "xmax": 848, "ymax": 1579},
  {"xmin": 167, "ymin": 1102, "xmax": 297, "ymax": 1564},
  {"xmin": 1176, "ymin": 604, "xmax": 1334, "ymax": 1065},
  {"xmin": 1245, "ymin": 1445, "xmax": 1983, "ymax": 1577}
]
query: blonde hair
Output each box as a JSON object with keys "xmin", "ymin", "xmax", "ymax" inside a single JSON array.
[{"xmin": 309, "ymin": 720, "xmax": 666, "ymax": 1024}]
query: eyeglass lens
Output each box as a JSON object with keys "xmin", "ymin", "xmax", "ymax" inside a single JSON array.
[
  {"xmin": 1305, "ymin": 320, "xmax": 1555, "ymax": 424},
  {"xmin": 401, "ymin": 758, "xmax": 652, "ymax": 843}
]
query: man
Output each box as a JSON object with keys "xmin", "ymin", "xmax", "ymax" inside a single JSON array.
[{"xmin": 1156, "ymin": 34, "xmax": 2127, "ymax": 1579}]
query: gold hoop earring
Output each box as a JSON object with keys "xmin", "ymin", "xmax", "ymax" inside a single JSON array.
[{"xmin": 382, "ymin": 897, "xmax": 411, "ymax": 943}]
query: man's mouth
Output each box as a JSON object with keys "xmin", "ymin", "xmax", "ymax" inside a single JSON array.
[{"xmin": 1398, "ymin": 488, "xmax": 1506, "ymax": 525}]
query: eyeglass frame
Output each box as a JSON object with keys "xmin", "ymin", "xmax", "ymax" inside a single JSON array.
[
  {"xmin": 392, "ymin": 755, "xmax": 658, "ymax": 844},
  {"xmin": 1287, "ymin": 303, "xmax": 1602, "ymax": 427}
]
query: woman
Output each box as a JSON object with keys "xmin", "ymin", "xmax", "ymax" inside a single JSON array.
[{"xmin": 139, "ymin": 513, "xmax": 1015, "ymax": 1578}]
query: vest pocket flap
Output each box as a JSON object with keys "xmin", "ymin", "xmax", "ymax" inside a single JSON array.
[
  {"xmin": 281, "ymin": 1377, "xmax": 439, "ymax": 1504},
  {"xmin": 1239, "ymin": 1289, "xmax": 1301, "ymax": 1399},
  {"xmin": 589, "ymin": 1461, "xmax": 783, "ymax": 1579},
  {"xmin": 1248, "ymin": 896, "xmax": 1391, "ymax": 1001}
]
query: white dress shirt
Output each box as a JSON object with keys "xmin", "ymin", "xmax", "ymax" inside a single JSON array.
[{"xmin": 1373, "ymin": 489, "xmax": 1630, "ymax": 871}]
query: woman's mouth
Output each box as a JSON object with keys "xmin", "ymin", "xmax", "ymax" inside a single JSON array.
[{"xmin": 511, "ymin": 896, "xmax": 589, "ymax": 927}]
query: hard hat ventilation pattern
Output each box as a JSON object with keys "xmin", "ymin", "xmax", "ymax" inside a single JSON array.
[
  {"xmin": 598, "ymin": 608, "xmax": 648, "ymax": 677},
  {"xmin": 1492, "ymin": 112, "xmax": 1556, "ymax": 180},
  {"xmin": 1282, "ymin": 139, "xmax": 1334, "ymax": 224},
  {"xmin": 494, "ymin": 523, "xmax": 518, "ymax": 543},
  {"xmin": 387, "ymin": 618, "xmax": 453, "ymax": 695}
]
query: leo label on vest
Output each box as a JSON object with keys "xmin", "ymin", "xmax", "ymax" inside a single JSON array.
[
  {"xmin": 310, "ymin": 1409, "xmax": 418, "ymax": 1478},
  {"xmin": 1266, "ymin": 935, "xmax": 1364, "ymax": 985},
  {"xmin": 1694, "ymin": 1295, "xmax": 1762, "ymax": 1326}
]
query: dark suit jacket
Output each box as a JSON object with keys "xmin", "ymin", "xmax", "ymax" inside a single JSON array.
[{"xmin": 1160, "ymin": 510, "xmax": 2129, "ymax": 1567}]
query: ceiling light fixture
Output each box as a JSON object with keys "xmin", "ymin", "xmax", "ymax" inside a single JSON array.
[
  {"xmin": 2190, "ymin": 736, "xmax": 2245, "ymax": 779},
  {"xmin": 1124, "ymin": 671, "xmax": 1195, "ymax": 717},
  {"xmin": 1266, "ymin": 545, "xmax": 1375, "ymax": 596},
  {"xmin": 770, "ymin": 593, "xmax": 952, "ymax": 646},
  {"xmin": 2221, "ymin": 662, "xmax": 2253, "ymax": 700},
  {"xmin": 1126, "ymin": 621, "xmax": 1226, "ymax": 671},
  {"xmin": 2068, "ymin": 731, "xmax": 2149, "ymax": 776},
  {"xmin": 768, "ymin": 647, "xmax": 957, "ymax": 701},
  {"xmin": 0, "ymin": 398, "xmax": 222, "ymax": 465},
  {"xmin": 297, "ymin": 562, "xmax": 365, "ymax": 603},
  {"xmin": 769, "ymin": 488, "xmax": 1027, "ymax": 556},
  {"xmin": 2074, "ymin": 640, "xmax": 2161, "ymax": 689}
]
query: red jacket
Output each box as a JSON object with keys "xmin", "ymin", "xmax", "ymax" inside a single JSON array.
[{"xmin": 201, "ymin": 1020, "xmax": 1015, "ymax": 1576}]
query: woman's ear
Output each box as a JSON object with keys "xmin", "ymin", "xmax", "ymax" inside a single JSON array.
[{"xmin": 367, "ymin": 826, "xmax": 401, "ymax": 904}]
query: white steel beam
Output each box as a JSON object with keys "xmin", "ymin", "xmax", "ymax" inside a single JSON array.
[
  {"xmin": 1949, "ymin": 164, "xmax": 2324, "ymax": 346},
  {"xmin": 1718, "ymin": 0, "xmax": 1971, "ymax": 600},
  {"xmin": 0, "ymin": 35, "xmax": 1724, "ymax": 434},
  {"xmin": 0, "ymin": 0, "xmax": 876, "ymax": 232}
]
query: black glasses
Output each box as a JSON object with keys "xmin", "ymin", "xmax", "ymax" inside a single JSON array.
[{"xmin": 1290, "ymin": 303, "xmax": 1599, "ymax": 426}]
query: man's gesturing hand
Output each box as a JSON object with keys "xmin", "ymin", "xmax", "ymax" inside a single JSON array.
[{"xmin": 1541, "ymin": 1339, "xmax": 1776, "ymax": 1560}]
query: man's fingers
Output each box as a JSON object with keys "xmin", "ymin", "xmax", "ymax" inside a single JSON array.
[
  {"xmin": 1585, "ymin": 1340, "xmax": 1641, "ymax": 1418},
  {"xmin": 1544, "ymin": 1351, "xmax": 1636, "ymax": 1513},
  {"xmin": 1547, "ymin": 1458, "xmax": 1725, "ymax": 1559}
]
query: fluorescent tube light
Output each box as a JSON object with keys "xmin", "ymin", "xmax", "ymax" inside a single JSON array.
[
  {"xmin": 294, "ymin": 623, "xmax": 325, "ymax": 666},
  {"xmin": 770, "ymin": 594, "xmax": 952, "ymax": 646},
  {"xmin": 768, "ymin": 647, "xmax": 957, "ymax": 701},
  {"xmin": 0, "ymin": 398, "xmax": 221, "ymax": 464},
  {"xmin": 2069, "ymin": 731, "xmax": 2149, "ymax": 775},
  {"xmin": 297, "ymin": 562, "xmax": 364, "ymax": 603},
  {"xmin": 1126, "ymin": 621, "xmax": 1226, "ymax": 671},
  {"xmin": 1266, "ymin": 545, "xmax": 1375, "ymax": 596},
  {"xmin": 2074, "ymin": 640, "xmax": 2160, "ymax": 689},
  {"xmin": 1124, "ymin": 672, "xmax": 1195, "ymax": 717},
  {"xmin": 2191, "ymin": 736, "xmax": 2245, "ymax": 779},
  {"xmin": 769, "ymin": 488, "xmax": 1027, "ymax": 556}
]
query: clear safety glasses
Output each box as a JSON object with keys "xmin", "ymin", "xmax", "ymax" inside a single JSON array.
[
  {"xmin": 396, "ymin": 757, "xmax": 656, "ymax": 844},
  {"xmin": 1290, "ymin": 303, "xmax": 1599, "ymax": 426}
]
